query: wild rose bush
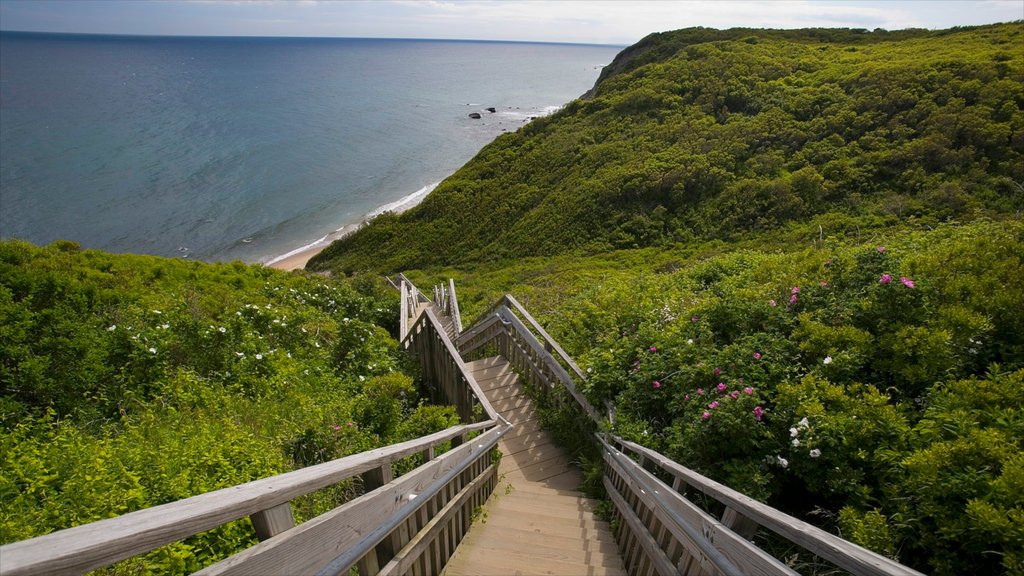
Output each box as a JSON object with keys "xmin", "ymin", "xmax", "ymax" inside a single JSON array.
[{"xmin": 567, "ymin": 220, "xmax": 1023, "ymax": 575}]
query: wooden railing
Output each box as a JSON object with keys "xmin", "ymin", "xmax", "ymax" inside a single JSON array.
[
  {"xmin": 397, "ymin": 273, "xmax": 428, "ymax": 342},
  {"xmin": 455, "ymin": 292, "xmax": 925, "ymax": 576},
  {"xmin": 0, "ymin": 280, "xmax": 505, "ymax": 576},
  {"xmin": 431, "ymin": 279, "xmax": 462, "ymax": 337},
  {"xmin": 603, "ymin": 437, "xmax": 924, "ymax": 576},
  {"xmin": 458, "ymin": 295, "xmax": 600, "ymax": 423}
]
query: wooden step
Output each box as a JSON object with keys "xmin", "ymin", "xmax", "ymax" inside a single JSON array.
[{"xmin": 443, "ymin": 355, "xmax": 625, "ymax": 575}]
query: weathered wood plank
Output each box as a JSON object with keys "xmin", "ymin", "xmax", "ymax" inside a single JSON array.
[
  {"xmin": 378, "ymin": 463, "xmax": 496, "ymax": 576},
  {"xmin": 612, "ymin": 437, "xmax": 925, "ymax": 576},
  {"xmin": 195, "ymin": 428, "xmax": 502, "ymax": 576},
  {"xmin": 604, "ymin": 476, "xmax": 676, "ymax": 576},
  {"xmin": 250, "ymin": 503, "xmax": 295, "ymax": 542},
  {"xmin": 604, "ymin": 445, "xmax": 795, "ymax": 576}
]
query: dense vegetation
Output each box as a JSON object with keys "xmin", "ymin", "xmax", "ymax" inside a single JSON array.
[
  {"xmin": 0, "ymin": 240, "xmax": 458, "ymax": 573},
  {"xmin": 3, "ymin": 22, "xmax": 1022, "ymax": 576},
  {"xmin": 309, "ymin": 23, "xmax": 1023, "ymax": 274},
  {"xmin": 309, "ymin": 22, "xmax": 1024, "ymax": 576}
]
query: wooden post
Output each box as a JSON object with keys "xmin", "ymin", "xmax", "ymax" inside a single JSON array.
[
  {"xmin": 249, "ymin": 502, "xmax": 294, "ymax": 541},
  {"xmin": 721, "ymin": 506, "xmax": 760, "ymax": 540},
  {"xmin": 359, "ymin": 464, "xmax": 397, "ymax": 570}
]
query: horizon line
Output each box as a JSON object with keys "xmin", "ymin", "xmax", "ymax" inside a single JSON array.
[{"xmin": 0, "ymin": 29, "xmax": 630, "ymax": 49}]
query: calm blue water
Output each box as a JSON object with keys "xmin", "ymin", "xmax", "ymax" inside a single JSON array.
[{"xmin": 0, "ymin": 32, "xmax": 620, "ymax": 263}]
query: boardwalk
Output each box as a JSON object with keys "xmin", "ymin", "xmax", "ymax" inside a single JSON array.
[{"xmin": 443, "ymin": 357, "xmax": 626, "ymax": 576}]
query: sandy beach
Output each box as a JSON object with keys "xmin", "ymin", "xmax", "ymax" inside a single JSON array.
[{"xmin": 265, "ymin": 182, "xmax": 438, "ymax": 272}]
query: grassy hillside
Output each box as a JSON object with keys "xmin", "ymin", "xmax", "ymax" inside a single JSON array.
[
  {"xmin": 0, "ymin": 240, "xmax": 457, "ymax": 573},
  {"xmin": 309, "ymin": 23, "xmax": 1023, "ymax": 274}
]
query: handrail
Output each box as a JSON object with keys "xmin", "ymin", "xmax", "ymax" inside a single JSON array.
[
  {"xmin": 609, "ymin": 436, "xmax": 925, "ymax": 576},
  {"xmin": 448, "ymin": 278, "xmax": 463, "ymax": 336},
  {"xmin": 403, "ymin": 307, "xmax": 504, "ymax": 425},
  {"xmin": 458, "ymin": 298, "xmax": 601, "ymax": 424},
  {"xmin": 397, "ymin": 273, "xmax": 427, "ymax": 341},
  {"xmin": 0, "ymin": 422, "xmax": 492, "ymax": 576},
  {"xmin": 313, "ymin": 426, "xmax": 505, "ymax": 576}
]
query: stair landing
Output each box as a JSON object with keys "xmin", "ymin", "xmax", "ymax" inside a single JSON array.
[{"xmin": 443, "ymin": 357, "xmax": 626, "ymax": 576}]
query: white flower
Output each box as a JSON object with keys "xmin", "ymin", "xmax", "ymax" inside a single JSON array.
[
  {"xmin": 287, "ymin": 352, "xmax": 292, "ymax": 358},
  {"xmin": 255, "ymin": 354, "xmax": 263, "ymax": 360},
  {"xmin": 798, "ymin": 417, "xmax": 810, "ymax": 429},
  {"xmin": 236, "ymin": 352, "xmax": 244, "ymax": 357},
  {"xmin": 809, "ymin": 449, "xmax": 822, "ymax": 458},
  {"xmin": 790, "ymin": 427, "xmax": 800, "ymax": 438},
  {"xmin": 148, "ymin": 347, "xmax": 157, "ymax": 354},
  {"xmin": 686, "ymin": 339, "xmax": 694, "ymax": 345},
  {"xmin": 776, "ymin": 456, "xmax": 789, "ymax": 469},
  {"xmin": 792, "ymin": 438, "xmax": 801, "ymax": 447},
  {"xmin": 107, "ymin": 325, "xmax": 117, "ymax": 331},
  {"xmin": 152, "ymin": 310, "xmax": 162, "ymax": 315},
  {"xmin": 823, "ymin": 355, "xmax": 833, "ymax": 365},
  {"xmin": 315, "ymin": 341, "xmax": 321, "ymax": 348},
  {"xmin": 161, "ymin": 323, "xmax": 170, "ymax": 329},
  {"xmin": 219, "ymin": 326, "xmax": 226, "ymax": 333}
]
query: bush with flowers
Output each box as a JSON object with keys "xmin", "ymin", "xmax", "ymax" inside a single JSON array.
[
  {"xmin": 0, "ymin": 240, "xmax": 455, "ymax": 573},
  {"xmin": 546, "ymin": 219, "xmax": 1024, "ymax": 575}
]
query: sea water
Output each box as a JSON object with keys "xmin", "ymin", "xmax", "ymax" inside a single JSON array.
[{"xmin": 0, "ymin": 32, "xmax": 621, "ymax": 263}]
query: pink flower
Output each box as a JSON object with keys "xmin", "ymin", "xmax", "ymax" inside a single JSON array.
[
  {"xmin": 877, "ymin": 246, "xmax": 886, "ymax": 253},
  {"xmin": 684, "ymin": 394, "xmax": 690, "ymax": 401},
  {"xmin": 717, "ymin": 382, "xmax": 727, "ymax": 392},
  {"xmin": 713, "ymin": 367, "xmax": 721, "ymax": 377},
  {"xmin": 696, "ymin": 387, "xmax": 704, "ymax": 394},
  {"xmin": 652, "ymin": 380, "xmax": 661, "ymax": 389},
  {"xmin": 331, "ymin": 424, "xmax": 341, "ymax": 431},
  {"xmin": 819, "ymin": 281, "xmax": 828, "ymax": 288},
  {"xmin": 753, "ymin": 406, "xmax": 764, "ymax": 421},
  {"xmin": 791, "ymin": 286, "xmax": 800, "ymax": 294},
  {"xmin": 744, "ymin": 386, "xmax": 754, "ymax": 395},
  {"xmin": 753, "ymin": 352, "xmax": 762, "ymax": 360},
  {"xmin": 789, "ymin": 294, "xmax": 798, "ymax": 305},
  {"xmin": 769, "ymin": 299, "xmax": 777, "ymax": 307},
  {"xmin": 900, "ymin": 277, "xmax": 915, "ymax": 289},
  {"xmin": 702, "ymin": 411, "xmax": 711, "ymax": 421},
  {"xmin": 824, "ymin": 259, "xmax": 833, "ymax": 266},
  {"xmin": 708, "ymin": 401, "xmax": 720, "ymax": 409},
  {"xmin": 879, "ymin": 273, "xmax": 892, "ymax": 284},
  {"xmin": 691, "ymin": 315, "xmax": 699, "ymax": 323},
  {"xmin": 730, "ymin": 391, "xmax": 740, "ymax": 399},
  {"xmin": 347, "ymin": 421, "xmax": 355, "ymax": 427},
  {"xmin": 649, "ymin": 346, "xmax": 657, "ymax": 352}
]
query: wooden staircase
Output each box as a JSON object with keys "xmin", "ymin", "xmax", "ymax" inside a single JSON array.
[{"xmin": 443, "ymin": 357, "xmax": 626, "ymax": 575}]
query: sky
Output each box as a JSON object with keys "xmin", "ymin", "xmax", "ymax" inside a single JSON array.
[{"xmin": 0, "ymin": 0, "xmax": 1020, "ymax": 46}]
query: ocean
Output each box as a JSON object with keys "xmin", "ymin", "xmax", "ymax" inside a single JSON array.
[{"xmin": 0, "ymin": 32, "xmax": 621, "ymax": 264}]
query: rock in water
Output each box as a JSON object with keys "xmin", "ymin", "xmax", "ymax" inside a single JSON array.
[
  {"xmin": 468, "ymin": 112, "xmax": 482, "ymax": 119},
  {"xmin": 486, "ymin": 107, "xmax": 496, "ymax": 113}
]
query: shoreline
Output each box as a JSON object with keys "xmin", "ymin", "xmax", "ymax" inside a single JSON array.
[{"xmin": 266, "ymin": 181, "xmax": 439, "ymax": 271}]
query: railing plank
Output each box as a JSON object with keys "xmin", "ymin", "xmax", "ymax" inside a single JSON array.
[
  {"xmin": 378, "ymin": 463, "xmax": 496, "ymax": 576},
  {"xmin": 448, "ymin": 278, "xmax": 463, "ymax": 336},
  {"xmin": 196, "ymin": 427, "xmax": 502, "ymax": 575},
  {"xmin": 503, "ymin": 295, "xmax": 587, "ymax": 381},
  {"xmin": 604, "ymin": 476, "xmax": 677, "ymax": 576},
  {"xmin": 604, "ymin": 443, "xmax": 796, "ymax": 576},
  {"xmin": 613, "ymin": 437, "xmax": 925, "ymax": 576}
]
